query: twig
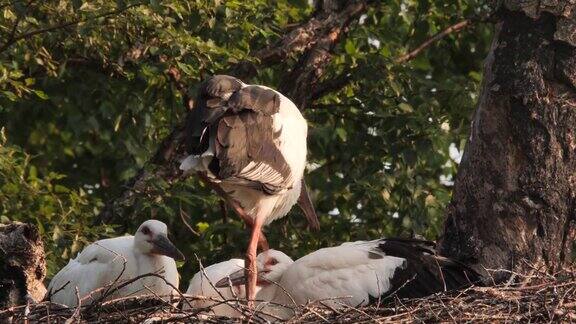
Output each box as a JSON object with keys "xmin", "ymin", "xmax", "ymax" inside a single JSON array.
[
  {"xmin": 179, "ymin": 204, "xmax": 200, "ymax": 236},
  {"xmin": 0, "ymin": 2, "xmax": 147, "ymax": 53},
  {"xmin": 66, "ymin": 287, "xmax": 82, "ymax": 323},
  {"xmin": 83, "ymin": 242, "xmax": 128, "ymax": 311},
  {"xmin": 193, "ymin": 254, "xmax": 246, "ymax": 317},
  {"xmin": 45, "ymin": 281, "xmax": 70, "ymax": 301},
  {"xmin": 395, "ymin": 19, "xmax": 471, "ymax": 64}
]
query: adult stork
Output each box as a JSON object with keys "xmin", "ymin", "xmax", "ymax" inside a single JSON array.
[
  {"xmin": 184, "ymin": 258, "xmax": 251, "ymax": 317},
  {"xmin": 218, "ymin": 238, "xmax": 480, "ymax": 319},
  {"xmin": 47, "ymin": 220, "xmax": 184, "ymax": 307},
  {"xmin": 179, "ymin": 75, "xmax": 318, "ymax": 303}
]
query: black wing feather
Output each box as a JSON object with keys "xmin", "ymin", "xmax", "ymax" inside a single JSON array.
[
  {"xmin": 378, "ymin": 238, "xmax": 481, "ymax": 300},
  {"xmin": 185, "ymin": 75, "xmax": 243, "ymax": 154}
]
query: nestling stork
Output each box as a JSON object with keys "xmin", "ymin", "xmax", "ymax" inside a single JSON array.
[
  {"xmin": 47, "ymin": 220, "xmax": 184, "ymax": 307},
  {"xmin": 179, "ymin": 75, "xmax": 318, "ymax": 303},
  {"xmin": 185, "ymin": 258, "xmax": 253, "ymax": 317},
  {"xmin": 218, "ymin": 238, "xmax": 480, "ymax": 319}
]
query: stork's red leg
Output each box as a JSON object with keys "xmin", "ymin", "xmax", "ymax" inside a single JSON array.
[
  {"xmin": 245, "ymin": 218, "xmax": 263, "ymax": 308},
  {"xmin": 258, "ymin": 231, "xmax": 269, "ymax": 251}
]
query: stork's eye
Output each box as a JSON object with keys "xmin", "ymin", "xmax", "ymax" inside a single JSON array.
[
  {"xmin": 141, "ymin": 226, "xmax": 151, "ymax": 235},
  {"xmin": 266, "ymin": 258, "xmax": 279, "ymax": 266}
]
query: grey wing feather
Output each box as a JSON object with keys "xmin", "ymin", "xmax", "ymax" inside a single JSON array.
[
  {"xmin": 228, "ymin": 85, "xmax": 280, "ymax": 115},
  {"xmin": 204, "ymin": 75, "xmax": 243, "ymax": 98},
  {"xmin": 185, "ymin": 75, "xmax": 293, "ymax": 194},
  {"xmin": 214, "ymin": 112, "xmax": 292, "ymax": 194}
]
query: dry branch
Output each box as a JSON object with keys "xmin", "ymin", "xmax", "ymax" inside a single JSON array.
[{"xmin": 3, "ymin": 266, "xmax": 575, "ymax": 323}]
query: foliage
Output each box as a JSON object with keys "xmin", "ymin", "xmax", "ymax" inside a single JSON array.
[
  {"xmin": 0, "ymin": 130, "xmax": 113, "ymax": 276},
  {"xmin": 0, "ymin": 0, "xmax": 492, "ymax": 285}
]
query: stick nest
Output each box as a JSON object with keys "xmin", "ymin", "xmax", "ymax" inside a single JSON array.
[{"xmin": 1, "ymin": 266, "xmax": 575, "ymax": 323}]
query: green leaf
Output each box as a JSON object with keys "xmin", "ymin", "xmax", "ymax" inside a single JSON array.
[
  {"xmin": 2, "ymin": 91, "xmax": 18, "ymax": 101},
  {"xmin": 54, "ymin": 185, "xmax": 70, "ymax": 193},
  {"xmin": 344, "ymin": 40, "xmax": 356, "ymax": 55},
  {"xmin": 398, "ymin": 103, "xmax": 413, "ymax": 113},
  {"xmin": 388, "ymin": 79, "xmax": 402, "ymax": 96},
  {"xmin": 28, "ymin": 165, "xmax": 37, "ymax": 180},
  {"xmin": 33, "ymin": 90, "xmax": 49, "ymax": 100},
  {"xmin": 336, "ymin": 128, "xmax": 347, "ymax": 142},
  {"xmin": 197, "ymin": 222, "xmax": 210, "ymax": 233}
]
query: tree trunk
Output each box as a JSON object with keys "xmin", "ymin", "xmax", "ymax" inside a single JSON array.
[
  {"xmin": 439, "ymin": 2, "xmax": 576, "ymax": 281},
  {"xmin": 0, "ymin": 222, "xmax": 46, "ymax": 307}
]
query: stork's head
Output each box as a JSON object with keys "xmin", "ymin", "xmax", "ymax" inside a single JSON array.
[
  {"xmin": 215, "ymin": 249, "xmax": 294, "ymax": 288},
  {"xmin": 134, "ymin": 220, "xmax": 185, "ymax": 261}
]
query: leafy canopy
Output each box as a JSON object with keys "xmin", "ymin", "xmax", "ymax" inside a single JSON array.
[{"xmin": 0, "ymin": 0, "xmax": 491, "ymax": 284}]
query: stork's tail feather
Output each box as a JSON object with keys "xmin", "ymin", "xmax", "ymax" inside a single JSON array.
[
  {"xmin": 297, "ymin": 178, "xmax": 320, "ymax": 230},
  {"xmin": 433, "ymin": 255, "xmax": 483, "ymax": 288},
  {"xmin": 377, "ymin": 238, "xmax": 482, "ymax": 299}
]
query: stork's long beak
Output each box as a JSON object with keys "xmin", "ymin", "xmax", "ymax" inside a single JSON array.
[
  {"xmin": 151, "ymin": 234, "xmax": 185, "ymax": 261},
  {"xmin": 215, "ymin": 268, "xmax": 247, "ymax": 288},
  {"xmin": 215, "ymin": 268, "xmax": 271, "ymax": 288}
]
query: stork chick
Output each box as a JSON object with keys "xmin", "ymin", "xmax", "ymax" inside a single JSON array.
[
  {"xmin": 218, "ymin": 239, "xmax": 481, "ymax": 319},
  {"xmin": 47, "ymin": 220, "xmax": 184, "ymax": 307}
]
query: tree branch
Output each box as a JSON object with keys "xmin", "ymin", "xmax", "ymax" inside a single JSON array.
[
  {"xmin": 280, "ymin": 0, "xmax": 368, "ymax": 108},
  {"xmin": 0, "ymin": 2, "xmax": 146, "ymax": 53},
  {"xmin": 95, "ymin": 0, "xmax": 371, "ymax": 226},
  {"xmin": 309, "ymin": 16, "xmax": 482, "ymax": 102},
  {"xmin": 395, "ymin": 19, "xmax": 471, "ymax": 64},
  {"xmin": 310, "ymin": 69, "xmax": 353, "ymax": 102},
  {"xmin": 0, "ymin": 0, "xmax": 35, "ymax": 49}
]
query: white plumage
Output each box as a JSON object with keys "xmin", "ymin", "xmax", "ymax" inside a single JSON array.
[
  {"xmin": 258, "ymin": 243, "xmax": 403, "ymax": 308},
  {"xmin": 180, "ymin": 75, "xmax": 317, "ymax": 302},
  {"xmin": 230, "ymin": 242, "xmax": 403, "ymax": 316},
  {"xmin": 47, "ymin": 220, "xmax": 184, "ymax": 307},
  {"xmin": 218, "ymin": 239, "xmax": 480, "ymax": 319},
  {"xmin": 184, "ymin": 258, "xmax": 252, "ymax": 317},
  {"xmin": 180, "ymin": 83, "xmax": 308, "ymax": 227}
]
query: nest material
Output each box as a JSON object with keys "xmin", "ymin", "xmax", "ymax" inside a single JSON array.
[{"xmin": 1, "ymin": 267, "xmax": 574, "ymax": 323}]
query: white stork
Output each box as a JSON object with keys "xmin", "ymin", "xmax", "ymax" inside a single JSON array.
[
  {"xmin": 184, "ymin": 258, "xmax": 252, "ymax": 317},
  {"xmin": 217, "ymin": 238, "xmax": 480, "ymax": 319},
  {"xmin": 179, "ymin": 75, "xmax": 318, "ymax": 303},
  {"xmin": 47, "ymin": 220, "xmax": 184, "ymax": 307}
]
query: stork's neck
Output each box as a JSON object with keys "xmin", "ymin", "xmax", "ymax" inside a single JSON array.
[{"xmin": 132, "ymin": 236, "xmax": 147, "ymax": 254}]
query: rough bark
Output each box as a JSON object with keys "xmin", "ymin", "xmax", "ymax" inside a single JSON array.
[
  {"xmin": 95, "ymin": 0, "xmax": 368, "ymax": 226},
  {"xmin": 0, "ymin": 222, "xmax": 46, "ymax": 308},
  {"xmin": 439, "ymin": 2, "xmax": 576, "ymax": 281}
]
